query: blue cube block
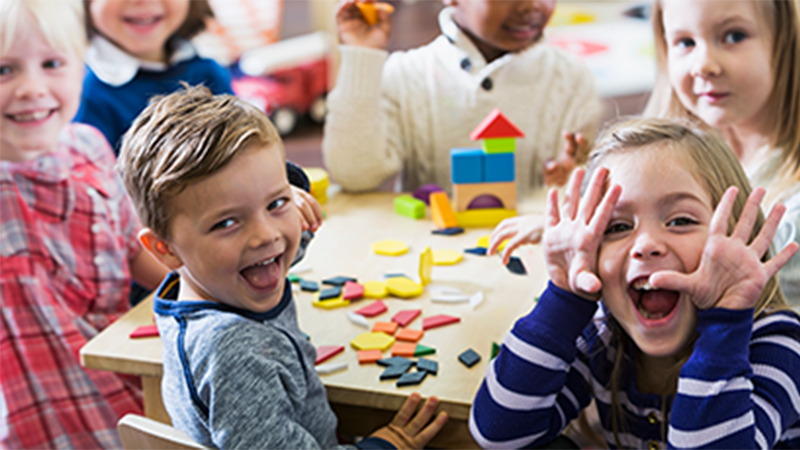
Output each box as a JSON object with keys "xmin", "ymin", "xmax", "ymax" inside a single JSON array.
[
  {"xmin": 451, "ymin": 148, "xmax": 484, "ymax": 184},
  {"xmin": 484, "ymin": 152, "xmax": 515, "ymax": 182}
]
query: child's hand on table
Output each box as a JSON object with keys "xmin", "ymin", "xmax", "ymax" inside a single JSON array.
[
  {"xmin": 650, "ymin": 186, "xmax": 799, "ymax": 311},
  {"xmin": 337, "ymin": 1, "xmax": 392, "ymax": 50},
  {"xmin": 543, "ymin": 167, "xmax": 621, "ymax": 300},
  {"xmin": 291, "ymin": 186, "xmax": 323, "ymax": 233},
  {"xmin": 543, "ymin": 131, "xmax": 588, "ymax": 187},
  {"xmin": 488, "ymin": 214, "xmax": 546, "ymax": 265},
  {"xmin": 370, "ymin": 393, "xmax": 448, "ymax": 449}
]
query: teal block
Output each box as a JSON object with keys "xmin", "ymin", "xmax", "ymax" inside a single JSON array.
[
  {"xmin": 394, "ymin": 195, "xmax": 425, "ymax": 219},
  {"xmin": 451, "ymin": 148, "xmax": 484, "ymax": 183},
  {"xmin": 483, "ymin": 138, "xmax": 516, "ymax": 154},
  {"xmin": 484, "ymin": 152, "xmax": 515, "ymax": 182}
]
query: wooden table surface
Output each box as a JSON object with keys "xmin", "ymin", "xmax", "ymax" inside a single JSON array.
[{"xmin": 81, "ymin": 191, "xmax": 551, "ymax": 448}]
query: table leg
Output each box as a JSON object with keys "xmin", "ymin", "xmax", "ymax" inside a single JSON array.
[{"xmin": 142, "ymin": 375, "xmax": 171, "ymax": 424}]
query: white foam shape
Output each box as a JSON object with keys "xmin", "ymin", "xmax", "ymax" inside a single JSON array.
[
  {"xmin": 315, "ymin": 362, "xmax": 348, "ymax": 375},
  {"xmin": 429, "ymin": 285, "xmax": 464, "ymax": 296},
  {"xmin": 347, "ymin": 312, "xmax": 369, "ymax": 328},
  {"xmin": 470, "ymin": 291, "xmax": 485, "ymax": 309},
  {"xmin": 431, "ymin": 294, "xmax": 470, "ymax": 303},
  {"xmin": 290, "ymin": 266, "xmax": 312, "ymax": 275}
]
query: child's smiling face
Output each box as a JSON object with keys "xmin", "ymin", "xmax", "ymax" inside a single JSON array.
[
  {"xmin": 90, "ymin": 0, "xmax": 189, "ymax": 63},
  {"xmin": 164, "ymin": 143, "xmax": 301, "ymax": 313},
  {"xmin": 597, "ymin": 147, "xmax": 713, "ymax": 358},
  {"xmin": 449, "ymin": 0, "xmax": 555, "ymax": 62},
  {"xmin": 0, "ymin": 21, "xmax": 84, "ymax": 162}
]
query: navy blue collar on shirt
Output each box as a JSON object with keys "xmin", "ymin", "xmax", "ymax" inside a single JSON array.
[{"xmin": 153, "ymin": 272, "xmax": 293, "ymax": 322}]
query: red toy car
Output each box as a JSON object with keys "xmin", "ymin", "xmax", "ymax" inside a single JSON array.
[{"xmin": 233, "ymin": 32, "xmax": 330, "ymax": 136}]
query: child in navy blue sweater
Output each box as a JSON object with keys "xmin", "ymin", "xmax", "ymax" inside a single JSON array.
[
  {"xmin": 471, "ymin": 118, "xmax": 800, "ymax": 448},
  {"xmin": 75, "ymin": 0, "xmax": 231, "ymax": 152}
]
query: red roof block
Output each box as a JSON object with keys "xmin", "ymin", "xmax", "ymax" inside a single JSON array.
[
  {"xmin": 355, "ymin": 300, "xmax": 388, "ymax": 317},
  {"xmin": 391, "ymin": 309, "xmax": 421, "ymax": 327},
  {"xmin": 315, "ymin": 345, "xmax": 344, "ymax": 364},
  {"xmin": 422, "ymin": 314, "xmax": 460, "ymax": 330},
  {"xmin": 469, "ymin": 108, "xmax": 525, "ymax": 140}
]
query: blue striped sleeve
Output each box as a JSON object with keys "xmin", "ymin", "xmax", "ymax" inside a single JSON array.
[{"xmin": 470, "ymin": 282, "xmax": 598, "ymax": 448}]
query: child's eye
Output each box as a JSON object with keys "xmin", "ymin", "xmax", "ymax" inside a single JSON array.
[
  {"xmin": 267, "ymin": 197, "xmax": 289, "ymax": 211},
  {"xmin": 667, "ymin": 217, "xmax": 698, "ymax": 227},
  {"xmin": 723, "ymin": 30, "xmax": 746, "ymax": 44},
  {"xmin": 0, "ymin": 65, "xmax": 12, "ymax": 76},
  {"xmin": 210, "ymin": 218, "xmax": 236, "ymax": 231},
  {"xmin": 675, "ymin": 37, "xmax": 695, "ymax": 49},
  {"xmin": 605, "ymin": 222, "xmax": 632, "ymax": 235},
  {"xmin": 42, "ymin": 59, "xmax": 63, "ymax": 70}
]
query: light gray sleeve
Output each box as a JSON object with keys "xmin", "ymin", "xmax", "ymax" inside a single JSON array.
[
  {"xmin": 322, "ymin": 45, "xmax": 404, "ymax": 192},
  {"xmin": 200, "ymin": 330, "xmax": 330, "ymax": 449}
]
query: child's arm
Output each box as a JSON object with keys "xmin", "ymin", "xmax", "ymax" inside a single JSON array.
[
  {"xmin": 337, "ymin": 1, "xmax": 392, "ymax": 50},
  {"xmin": 543, "ymin": 132, "xmax": 589, "ymax": 188},
  {"xmin": 129, "ymin": 248, "xmax": 169, "ymax": 291}
]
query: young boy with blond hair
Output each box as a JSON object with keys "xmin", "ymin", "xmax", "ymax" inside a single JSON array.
[{"xmin": 117, "ymin": 86, "xmax": 447, "ymax": 449}]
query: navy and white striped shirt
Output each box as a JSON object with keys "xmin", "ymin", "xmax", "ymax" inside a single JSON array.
[{"xmin": 470, "ymin": 282, "xmax": 800, "ymax": 449}]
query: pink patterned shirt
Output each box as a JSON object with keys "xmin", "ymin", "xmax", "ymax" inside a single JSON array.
[{"xmin": 0, "ymin": 124, "xmax": 143, "ymax": 449}]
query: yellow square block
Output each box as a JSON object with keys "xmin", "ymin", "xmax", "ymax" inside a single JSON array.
[
  {"xmin": 456, "ymin": 209, "xmax": 517, "ymax": 228},
  {"xmin": 419, "ymin": 246, "xmax": 433, "ymax": 285},
  {"xmin": 385, "ymin": 277, "xmax": 423, "ymax": 299},
  {"xmin": 362, "ymin": 280, "xmax": 388, "ymax": 298}
]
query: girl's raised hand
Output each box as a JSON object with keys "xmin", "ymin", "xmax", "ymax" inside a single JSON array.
[
  {"xmin": 543, "ymin": 167, "xmax": 621, "ymax": 300},
  {"xmin": 650, "ymin": 187, "xmax": 799, "ymax": 310},
  {"xmin": 543, "ymin": 131, "xmax": 588, "ymax": 187},
  {"xmin": 336, "ymin": 1, "xmax": 392, "ymax": 50},
  {"xmin": 487, "ymin": 214, "xmax": 545, "ymax": 265}
]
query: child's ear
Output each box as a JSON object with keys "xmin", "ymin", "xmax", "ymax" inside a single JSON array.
[{"xmin": 138, "ymin": 228, "xmax": 183, "ymax": 270}]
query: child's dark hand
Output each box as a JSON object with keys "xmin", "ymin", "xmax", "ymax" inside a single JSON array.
[
  {"xmin": 543, "ymin": 167, "xmax": 621, "ymax": 300},
  {"xmin": 650, "ymin": 187, "xmax": 799, "ymax": 310},
  {"xmin": 290, "ymin": 186, "xmax": 323, "ymax": 233},
  {"xmin": 543, "ymin": 131, "xmax": 587, "ymax": 187},
  {"xmin": 369, "ymin": 393, "xmax": 448, "ymax": 449},
  {"xmin": 488, "ymin": 214, "xmax": 545, "ymax": 265},
  {"xmin": 336, "ymin": 1, "xmax": 392, "ymax": 50}
]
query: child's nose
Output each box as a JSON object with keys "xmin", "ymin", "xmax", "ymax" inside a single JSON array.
[
  {"xmin": 248, "ymin": 216, "xmax": 280, "ymax": 248},
  {"xmin": 630, "ymin": 231, "xmax": 667, "ymax": 259},
  {"xmin": 690, "ymin": 44, "xmax": 722, "ymax": 78},
  {"xmin": 16, "ymin": 70, "xmax": 47, "ymax": 99}
]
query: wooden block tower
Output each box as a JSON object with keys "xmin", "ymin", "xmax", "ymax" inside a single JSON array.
[{"xmin": 450, "ymin": 108, "xmax": 523, "ymax": 227}]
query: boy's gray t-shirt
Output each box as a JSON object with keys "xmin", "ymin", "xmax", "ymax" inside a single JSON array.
[{"xmin": 154, "ymin": 273, "xmax": 339, "ymax": 449}]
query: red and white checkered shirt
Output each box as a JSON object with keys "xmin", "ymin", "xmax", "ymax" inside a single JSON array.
[{"xmin": 0, "ymin": 124, "xmax": 143, "ymax": 449}]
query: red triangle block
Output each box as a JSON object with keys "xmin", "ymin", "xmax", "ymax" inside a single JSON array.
[
  {"xmin": 469, "ymin": 108, "xmax": 525, "ymax": 140},
  {"xmin": 422, "ymin": 314, "xmax": 460, "ymax": 330},
  {"xmin": 343, "ymin": 281, "xmax": 365, "ymax": 300},
  {"xmin": 129, "ymin": 325, "xmax": 159, "ymax": 339},
  {"xmin": 391, "ymin": 309, "xmax": 422, "ymax": 327},
  {"xmin": 355, "ymin": 300, "xmax": 387, "ymax": 317},
  {"xmin": 315, "ymin": 345, "xmax": 344, "ymax": 365}
]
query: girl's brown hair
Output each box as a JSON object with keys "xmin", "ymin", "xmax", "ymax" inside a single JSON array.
[
  {"xmin": 586, "ymin": 117, "xmax": 790, "ymax": 447},
  {"xmin": 645, "ymin": 0, "xmax": 800, "ymax": 206},
  {"xmin": 83, "ymin": 0, "xmax": 213, "ymax": 58}
]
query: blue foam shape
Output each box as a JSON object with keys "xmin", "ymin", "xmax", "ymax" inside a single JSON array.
[
  {"xmin": 451, "ymin": 148, "xmax": 485, "ymax": 184},
  {"xmin": 484, "ymin": 152, "xmax": 515, "ymax": 182}
]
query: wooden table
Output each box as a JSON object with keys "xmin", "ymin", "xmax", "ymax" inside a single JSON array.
[{"xmin": 81, "ymin": 191, "xmax": 550, "ymax": 448}]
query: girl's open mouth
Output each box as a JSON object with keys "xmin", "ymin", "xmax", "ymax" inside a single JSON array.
[{"xmin": 629, "ymin": 278, "xmax": 679, "ymax": 321}]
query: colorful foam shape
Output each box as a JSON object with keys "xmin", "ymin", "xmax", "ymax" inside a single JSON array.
[
  {"xmin": 379, "ymin": 364, "xmax": 410, "ymax": 380},
  {"xmin": 431, "ymin": 227, "xmax": 464, "ymax": 236},
  {"xmin": 491, "ymin": 342, "xmax": 501, "ymax": 360},
  {"xmin": 395, "ymin": 328, "xmax": 424, "ymax": 342},
  {"xmin": 362, "ymin": 281, "xmax": 388, "ymax": 298},
  {"xmin": 394, "ymin": 195, "xmax": 426, "ymax": 219},
  {"xmin": 315, "ymin": 362, "xmax": 348, "ymax": 374},
  {"xmin": 319, "ymin": 286, "xmax": 343, "ymax": 300},
  {"xmin": 464, "ymin": 247, "xmax": 488, "ymax": 256},
  {"xmin": 303, "ymin": 167, "xmax": 330, "ymax": 200},
  {"xmin": 422, "ymin": 314, "xmax": 460, "ymax": 330},
  {"xmin": 484, "ymin": 152, "xmax": 515, "ymax": 182},
  {"xmin": 396, "ymin": 370, "xmax": 427, "ymax": 387},
  {"xmin": 469, "ymin": 108, "xmax": 525, "ymax": 140},
  {"xmin": 373, "ymin": 321, "xmax": 399, "ymax": 335},
  {"xmin": 458, "ymin": 348, "xmax": 482, "ymax": 368},
  {"xmin": 315, "ymin": 345, "xmax": 344, "ymax": 364},
  {"xmin": 355, "ymin": 300, "xmax": 388, "ymax": 317},
  {"xmin": 130, "ymin": 325, "xmax": 159, "ymax": 339},
  {"xmin": 450, "ymin": 148, "xmax": 484, "ymax": 184},
  {"xmin": 419, "ymin": 247, "xmax": 433, "ymax": 286},
  {"xmin": 347, "ymin": 311, "xmax": 369, "ymax": 328},
  {"xmin": 391, "ymin": 342, "xmax": 417, "ymax": 357},
  {"xmin": 358, "ymin": 349, "xmax": 383, "ymax": 364},
  {"xmin": 372, "ymin": 239, "xmax": 409, "ymax": 256},
  {"xmin": 343, "ymin": 281, "xmax": 365, "ymax": 300},
  {"xmin": 416, "ymin": 358, "xmax": 438, "ymax": 375},
  {"xmin": 287, "ymin": 273, "xmax": 302, "ymax": 283},
  {"xmin": 385, "ymin": 277, "xmax": 423, "ymax": 299},
  {"xmin": 483, "ymin": 137, "xmax": 517, "ymax": 154},
  {"xmin": 351, "ymin": 332, "xmax": 395, "ymax": 351},
  {"xmin": 412, "ymin": 184, "xmax": 443, "ymax": 205},
  {"xmin": 456, "ymin": 208, "xmax": 517, "ymax": 228},
  {"xmin": 354, "ymin": 1, "xmax": 394, "ymax": 26},
  {"xmin": 432, "ymin": 249, "xmax": 463, "ymax": 265},
  {"xmin": 377, "ymin": 357, "xmax": 415, "ymax": 369},
  {"xmin": 322, "ymin": 276, "xmax": 358, "ymax": 286},
  {"xmin": 299, "ymin": 280, "xmax": 319, "ymax": 292},
  {"xmin": 430, "ymin": 192, "xmax": 459, "ymax": 229},
  {"xmin": 392, "ymin": 309, "xmax": 422, "ymax": 327},
  {"xmin": 506, "ymin": 256, "xmax": 527, "ymax": 275},
  {"xmin": 312, "ymin": 296, "xmax": 350, "ymax": 309},
  {"xmin": 414, "ymin": 344, "xmax": 436, "ymax": 357},
  {"xmin": 477, "ymin": 235, "xmax": 507, "ymax": 252}
]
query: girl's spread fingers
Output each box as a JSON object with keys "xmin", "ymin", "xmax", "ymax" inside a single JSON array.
[
  {"xmin": 649, "ymin": 270, "xmax": 693, "ymax": 300},
  {"xmin": 732, "ymin": 187, "xmax": 765, "ymax": 243},
  {"xmin": 546, "ymin": 187, "xmax": 560, "ymax": 227},
  {"xmin": 709, "ymin": 187, "xmax": 738, "ymax": 236},
  {"xmin": 564, "ymin": 168, "xmax": 584, "ymax": 221},
  {"xmin": 765, "ymin": 242, "xmax": 800, "ymax": 278},
  {"xmin": 579, "ymin": 167, "xmax": 609, "ymax": 224},
  {"xmin": 575, "ymin": 271, "xmax": 601, "ymax": 295},
  {"xmin": 589, "ymin": 184, "xmax": 622, "ymax": 235},
  {"xmin": 391, "ymin": 393, "xmax": 420, "ymax": 427},
  {"xmin": 405, "ymin": 396, "xmax": 438, "ymax": 435},
  {"xmin": 414, "ymin": 412, "xmax": 448, "ymax": 445}
]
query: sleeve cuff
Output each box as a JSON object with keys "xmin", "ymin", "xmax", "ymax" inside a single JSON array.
[
  {"xmin": 334, "ymin": 45, "xmax": 388, "ymax": 97},
  {"xmin": 356, "ymin": 437, "xmax": 396, "ymax": 449},
  {"xmin": 684, "ymin": 307, "xmax": 753, "ymax": 378},
  {"xmin": 514, "ymin": 281, "xmax": 598, "ymax": 343},
  {"xmin": 286, "ymin": 160, "xmax": 310, "ymax": 192}
]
